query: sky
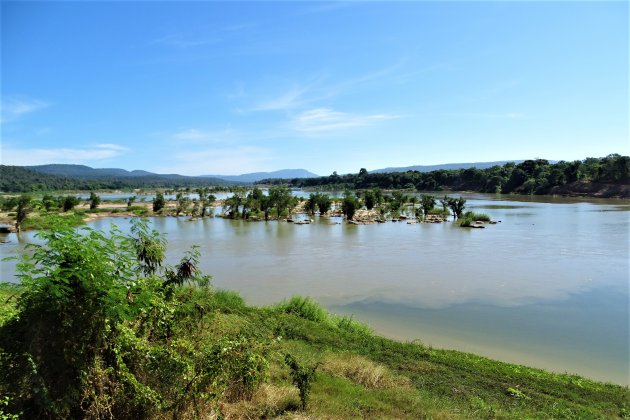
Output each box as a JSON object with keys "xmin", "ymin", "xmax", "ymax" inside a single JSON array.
[{"xmin": 1, "ymin": 1, "xmax": 628, "ymax": 176}]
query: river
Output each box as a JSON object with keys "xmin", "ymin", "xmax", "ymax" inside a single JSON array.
[{"xmin": 1, "ymin": 193, "xmax": 628, "ymax": 385}]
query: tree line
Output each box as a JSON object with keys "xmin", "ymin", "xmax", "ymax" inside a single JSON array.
[
  {"xmin": 0, "ymin": 165, "xmax": 235, "ymax": 193},
  {"xmin": 258, "ymin": 154, "xmax": 630, "ymax": 194}
]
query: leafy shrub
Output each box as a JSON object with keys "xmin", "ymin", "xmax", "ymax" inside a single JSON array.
[
  {"xmin": 0, "ymin": 220, "xmax": 265, "ymax": 418},
  {"xmin": 285, "ymin": 353, "xmax": 318, "ymax": 410}
]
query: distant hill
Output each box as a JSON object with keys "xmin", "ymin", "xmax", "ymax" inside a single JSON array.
[
  {"xmin": 203, "ymin": 169, "xmax": 319, "ymax": 183},
  {"xmin": 371, "ymin": 161, "xmax": 526, "ymax": 173},
  {"xmin": 1, "ymin": 164, "xmax": 241, "ymax": 192},
  {"xmin": 26, "ymin": 164, "xmax": 156, "ymax": 179}
]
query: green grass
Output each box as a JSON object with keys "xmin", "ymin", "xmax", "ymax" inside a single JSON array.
[
  {"xmin": 1, "ymin": 285, "xmax": 627, "ymax": 418},
  {"xmin": 21, "ymin": 211, "xmax": 86, "ymax": 230},
  {"xmin": 0, "ymin": 283, "xmax": 21, "ymax": 326},
  {"xmin": 460, "ymin": 211, "xmax": 492, "ymax": 227}
]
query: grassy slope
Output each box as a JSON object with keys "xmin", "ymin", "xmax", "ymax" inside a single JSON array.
[{"xmin": 1, "ymin": 285, "xmax": 628, "ymax": 419}]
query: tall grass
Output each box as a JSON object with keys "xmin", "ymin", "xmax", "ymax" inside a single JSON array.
[{"xmin": 272, "ymin": 296, "xmax": 373, "ymax": 336}]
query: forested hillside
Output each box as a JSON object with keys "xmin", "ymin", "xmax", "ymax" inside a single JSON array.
[
  {"xmin": 0, "ymin": 165, "xmax": 238, "ymax": 192},
  {"xmin": 259, "ymin": 155, "xmax": 630, "ymax": 197}
]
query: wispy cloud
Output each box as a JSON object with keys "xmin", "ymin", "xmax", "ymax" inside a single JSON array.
[
  {"xmin": 172, "ymin": 128, "xmax": 239, "ymax": 144},
  {"xmin": 438, "ymin": 112, "xmax": 527, "ymax": 119},
  {"xmin": 1, "ymin": 97, "xmax": 49, "ymax": 124},
  {"xmin": 290, "ymin": 108, "xmax": 402, "ymax": 135},
  {"xmin": 2, "ymin": 143, "xmax": 130, "ymax": 166},
  {"xmin": 253, "ymin": 85, "xmax": 311, "ymax": 111},
  {"xmin": 156, "ymin": 146, "xmax": 273, "ymax": 176}
]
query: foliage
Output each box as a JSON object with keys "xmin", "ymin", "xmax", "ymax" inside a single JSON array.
[
  {"xmin": 0, "ymin": 165, "xmax": 237, "ymax": 193},
  {"xmin": 258, "ymin": 154, "xmax": 630, "ymax": 196},
  {"xmin": 447, "ymin": 196, "xmax": 466, "ymax": 219},
  {"xmin": 285, "ymin": 353, "xmax": 319, "ymax": 410},
  {"xmin": 420, "ymin": 194, "xmax": 436, "ymax": 218},
  {"xmin": 341, "ymin": 190, "xmax": 360, "ymax": 220},
  {"xmin": 151, "ymin": 192, "xmax": 165, "ymax": 213},
  {"xmin": 89, "ymin": 192, "xmax": 101, "ymax": 210},
  {"xmin": 273, "ymin": 296, "xmax": 328, "ymax": 323},
  {"xmin": 21, "ymin": 212, "xmax": 86, "ymax": 231},
  {"xmin": 61, "ymin": 196, "xmax": 80, "ymax": 212},
  {"xmin": 0, "ymin": 220, "xmax": 267, "ymax": 418},
  {"xmin": 14, "ymin": 195, "xmax": 32, "ymax": 231}
]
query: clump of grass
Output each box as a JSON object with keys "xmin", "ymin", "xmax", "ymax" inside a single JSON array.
[
  {"xmin": 273, "ymin": 296, "xmax": 328, "ymax": 323},
  {"xmin": 460, "ymin": 211, "xmax": 491, "ymax": 226},
  {"xmin": 333, "ymin": 315, "xmax": 373, "ymax": 335},
  {"xmin": 21, "ymin": 212, "xmax": 85, "ymax": 230},
  {"xmin": 320, "ymin": 353, "xmax": 411, "ymax": 390},
  {"xmin": 213, "ymin": 289, "xmax": 246, "ymax": 312},
  {"xmin": 222, "ymin": 384, "xmax": 300, "ymax": 419}
]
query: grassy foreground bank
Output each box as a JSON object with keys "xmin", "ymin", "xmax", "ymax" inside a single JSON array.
[{"xmin": 1, "ymin": 282, "xmax": 628, "ymax": 419}]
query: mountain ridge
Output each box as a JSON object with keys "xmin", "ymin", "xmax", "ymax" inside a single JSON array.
[{"xmin": 370, "ymin": 160, "xmax": 528, "ymax": 173}]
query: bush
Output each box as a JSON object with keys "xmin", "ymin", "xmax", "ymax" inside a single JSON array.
[{"xmin": 0, "ymin": 220, "xmax": 265, "ymax": 418}]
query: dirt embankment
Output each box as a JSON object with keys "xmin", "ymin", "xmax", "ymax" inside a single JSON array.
[{"xmin": 549, "ymin": 181, "xmax": 630, "ymax": 198}]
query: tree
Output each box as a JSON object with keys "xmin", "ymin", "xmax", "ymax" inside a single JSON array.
[
  {"xmin": 61, "ymin": 196, "xmax": 80, "ymax": 212},
  {"xmin": 127, "ymin": 195, "xmax": 136, "ymax": 208},
  {"xmin": 420, "ymin": 194, "xmax": 436, "ymax": 218},
  {"xmin": 341, "ymin": 190, "xmax": 360, "ymax": 220},
  {"xmin": 201, "ymin": 194, "xmax": 215, "ymax": 218},
  {"xmin": 41, "ymin": 194, "xmax": 59, "ymax": 211},
  {"xmin": 89, "ymin": 192, "xmax": 100, "ymax": 210},
  {"xmin": 447, "ymin": 196, "xmax": 466, "ymax": 219},
  {"xmin": 269, "ymin": 185, "xmax": 292, "ymax": 218},
  {"xmin": 305, "ymin": 194, "xmax": 318, "ymax": 215},
  {"xmin": 14, "ymin": 195, "xmax": 32, "ymax": 232},
  {"xmin": 315, "ymin": 194, "xmax": 332, "ymax": 216},
  {"xmin": 153, "ymin": 192, "xmax": 166, "ymax": 212},
  {"xmin": 175, "ymin": 192, "xmax": 190, "ymax": 216}
]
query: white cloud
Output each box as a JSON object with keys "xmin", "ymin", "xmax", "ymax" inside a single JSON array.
[
  {"xmin": 290, "ymin": 108, "xmax": 402, "ymax": 135},
  {"xmin": 253, "ymin": 86, "xmax": 310, "ymax": 111},
  {"xmin": 1, "ymin": 97, "xmax": 49, "ymax": 124},
  {"xmin": 2, "ymin": 144, "xmax": 130, "ymax": 166},
  {"xmin": 156, "ymin": 146, "xmax": 273, "ymax": 176},
  {"xmin": 172, "ymin": 128, "xmax": 239, "ymax": 144}
]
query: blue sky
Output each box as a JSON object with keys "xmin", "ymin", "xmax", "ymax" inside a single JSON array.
[{"xmin": 2, "ymin": 1, "xmax": 628, "ymax": 176}]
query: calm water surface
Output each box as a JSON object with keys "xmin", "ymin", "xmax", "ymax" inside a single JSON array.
[{"xmin": 1, "ymin": 194, "xmax": 628, "ymax": 385}]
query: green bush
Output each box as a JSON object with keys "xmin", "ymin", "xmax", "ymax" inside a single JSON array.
[{"xmin": 0, "ymin": 220, "xmax": 265, "ymax": 418}]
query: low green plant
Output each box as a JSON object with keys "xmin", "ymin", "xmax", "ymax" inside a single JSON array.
[
  {"xmin": 285, "ymin": 353, "xmax": 319, "ymax": 410},
  {"xmin": 273, "ymin": 296, "xmax": 328, "ymax": 323}
]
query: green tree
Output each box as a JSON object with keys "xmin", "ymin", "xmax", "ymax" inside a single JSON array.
[
  {"xmin": 153, "ymin": 192, "xmax": 166, "ymax": 212},
  {"xmin": 61, "ymin": 196, "xmax": 80, "ymax": 212},
  {"xmin": 14, "ymin": 195, "xmax": 32, "ymax": 232},
  {"xmin": 126, "ymin": 195, "xmax": 136, "ymax": 208},
  {"xmin": 89, "ymin": 192, "xmax": 101, "ymax": 210},
  {"xmin": 41, "ymin": 194, "xmax": 59, "ymax": 211},
  {"xmin": 305, "ymin": 193, "xmax": 318, "ymax": 215},
  {"xmin": 269, "ymin": 185, "xmax": 292, "ymax": 218},
  {"xmin": 447, "ymin": 196, "xmax": 466, "ymax": 219},
  {"xmin": 315, "ymin": 194, "xmax": 332, "ymax": 216},
  {"xmin": 341, "ymin": 190, "xmax": 360, "ymax": 220},
  {"xmin": 175, "ymin": 192, "xmax": 190, "ymax": 216},
  {"xmin": 420, "ymin": 194, "xmax": 436, "ymax": 218}
]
